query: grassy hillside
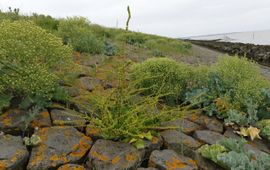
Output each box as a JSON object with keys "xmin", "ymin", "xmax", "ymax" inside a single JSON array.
[{"xmin": 2, "ymin": 10, "xmax": 270, "ymax": 170}]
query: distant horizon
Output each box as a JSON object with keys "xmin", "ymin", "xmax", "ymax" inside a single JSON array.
[
  {"xmin": 186, "ymin": 29, "xmax": 270, "ymax": 45},
  {"xmin": 182, "ymin": 28, "xmax": 270, "ymax": 39}
]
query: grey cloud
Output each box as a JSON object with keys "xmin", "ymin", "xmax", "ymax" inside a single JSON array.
[{"xmin": 0, "ymin": 0, "xmax": 269, "ymax": 37}]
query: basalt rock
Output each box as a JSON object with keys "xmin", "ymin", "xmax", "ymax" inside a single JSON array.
[
  {"xmin": 87, "ymin": 139, "xmax": 143, "ymax": 170},
  {"xmin": 57, "ymin": 164, "xmax": 86, "ymax": 170},
  {"xmin": 27, "ymin": 126, "xmax": 92, "ymax": 170},
  {"xmin": 186, "ymin": 113, "xmax": 223, "ymax": 133},
  {"xmin": 0, "ymin": 109, "xmax": 51, "ymax": 135},
  {"xmin": 161, "ymin": 119, "xmax": 203, "ymax": 135},
  {"xmin": 161, "ymin": 130, "xmax": 202, "ymax": 158},
  {"xmin": 149, "ymin": 149, "xmax": 198, "ymax": 170},
  {"xmin": 193, "ymin": 130, "xmax": 225, "ymax": 145},
  {"xmin": 0, "ymin": 135, "xmax": 29, "ymax": 170},
  {"xmin": 50, "ymin": 109, "xmax": 86, "ymax": 128}
]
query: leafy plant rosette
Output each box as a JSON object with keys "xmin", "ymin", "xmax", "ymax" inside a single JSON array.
[
  {"xmin": 185, "ymin": 57, "xmax": 270, "ymax": 135},
  {"xmin": 84, "ymin": 62, "xmax": 198, "ymax": 149},
  {"xmin": 198, "ymin": 138, "xmax": 270, "ymax": 170}
]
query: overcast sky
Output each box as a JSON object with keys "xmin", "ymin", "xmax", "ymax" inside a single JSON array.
[{"xmin": 0, "ymin": 0, "xmax": 270, "ymax": 38}]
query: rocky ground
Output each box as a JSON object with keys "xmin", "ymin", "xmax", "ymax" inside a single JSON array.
[
  {"xmin": 2, "ymin": 108, "xmax": 270, "ymax": 170},
  {"xmin": 1, "ymin": 44, "xmax": 270, "ymax": 170}
]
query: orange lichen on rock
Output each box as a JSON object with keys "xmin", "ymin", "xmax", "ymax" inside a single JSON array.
[
  {"xmin": 0, "ymin": 113, "xmax": 12, "ymax": 126},
  {"xmin": 189, "ymin": 113, "xmax": 200, "ymax": 122},
  {"xmin": 28, "ymin": 145, "xmax": 45, "ymax": 167},
  {"xmin": 58, "ymin": 164, "xmax": 85, "ymax": 170},
  {"xmin": 70, "ymin": 136, "xmax": 92, "ymax": 158},
  {"xmin": 0, "ymin": 161, "xmax": 7, "ymax": 170},
  {"xmin": 187, "ymin": 159, "xmax": 197, "ymax": 166},
  {"xmin": 111, "ymin": 156, "xmax": 120, "ymax": 165},
  {"xmin": 165, "ymin": 157, "xmax": 187, "ymax": 170},
  {"xmin": 90, "ymin": 151, "xmax": 109, "ymax": 162},
  {"xmin": 10, "ymin": 149, "xmax": 25, "ymax": 163},
  {"xmin": 203, "ymin": 117, "xmax": 210, "ymax": 124},
  {"xmin": 151, "ymin": 137, "xmax": 159, "ymax": 144},
  {"xmin": 31, "ymin": 111, "xmax": 50, "ymax": 127},
  {"xmin": 50, "ymin": 154, "xmax": 68, "ymax": 167},
  {"xmin": 87, "ymin": 127, "xmax": 100, "ymax": 136},
  {"xmin": 125, "ymin": 153, "xmax": 137, "ymax": 163}
]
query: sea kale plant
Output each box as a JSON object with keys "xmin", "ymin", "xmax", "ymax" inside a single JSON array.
[
  {"xmin": 198, "ymin": 138, "xmax": 270, "ymax": 170},
  {"xmin": 186, "ymin": 56, "xmax": 270, "ymax": 126}
]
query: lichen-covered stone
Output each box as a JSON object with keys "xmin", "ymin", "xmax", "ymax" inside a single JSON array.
[
  {"xmin": 57, "ymin": 164, "xmax": 86, "ymax": 170},
  {"xmin": 149, "ymin": 150, "xmax": 198, "ymax": 170},
  {"xmin": 187, "ymin": 113, "xmax": 223, "ymax": 133},
  {"xmin": 193, "ymin": 130, "xmax": 225, "ymax": 145},
  {"xmin": 30, "ymin": 110, "xmax": 52, "ymax": 128},
  {"xmin": 0, "ymin": 135, "xmax": 29, "ymax": 170},
  {"xmin": 87, "ymin": 139, "xmax": 143, "ymax": 170},
  {"xmin": 161, "ymin": 130, "xmax": 202, "ymax": 158},
  {"xmin": 161, "ymin": 119, "xmax": 203, "ymax": 135},
  {"xmin": 27, "ymin": 126, "xmax": 92, "ymax": 170},
  {"xmin": 50, "ymin": 109, "xmax": 86, "ymax": 128},
  {"xmin": 0, "ymin": 109, "xmax": 27, "ymax": 134},
  {"xmin": 0, "ymin": 109, "xmax": 51, "ymax": 134},
  {"xmin": 85, "ymin": 126, "xmax": 102, "ymax": 140},
  {"xmin": 142, "ymin": 136, "xmax": 163, "ymax": 158}
]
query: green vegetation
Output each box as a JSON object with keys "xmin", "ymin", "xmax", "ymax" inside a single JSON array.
[
  {"xmin": 58, "ymin": 17, "xmax": 104, "ymax": 54},
  {"xmin": 2, "ymin": 10, "xmax": 270, "ymax": 160},
  {"xmin": 0, "ymin": 20, "xmax": 73, "ymax": 111},
  {"xmin": 214, "ymin": 57, "xmax": 269, "ymax": 109},
  {"xmin": 198, "ymin": 138, "xmax": 270, "ymax": 169},
  {"xmin": 85, "ymin": 63, "xmax": 196, "ymax": 148},
  {"xmin": 130, "ymin": 58, "xmax": 191, "ymax": 103},
  {"xmin": 132, "ymin": 56, "xmax": 270, "ymax": 126}
]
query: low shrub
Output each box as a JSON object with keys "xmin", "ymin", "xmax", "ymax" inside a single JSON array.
[
  {"xmin": 30, "ymin": 13, "xmax": 59, "ymax": 33},
  {"xmin": 130, "ymin": 58, "xmax": 192, "ymax": 102},
  {"xmin": 0, "ymin": 20, "xmax": 72, "ymax": 70},
  {"xmin": 58, "ymin": 17, "xmax": 104, "ymax": 54},
  {"xmin": 214, "ymin": 56, "xmax": 269, "ymax": 109},
  {"xmin": 0, "ymin": 20, "xmax": 73, "ymax": 111}
]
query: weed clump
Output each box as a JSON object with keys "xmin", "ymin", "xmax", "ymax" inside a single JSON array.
[{"xmin": 85, "ymin": 63, "xmax": 195, "ymax": 148}]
